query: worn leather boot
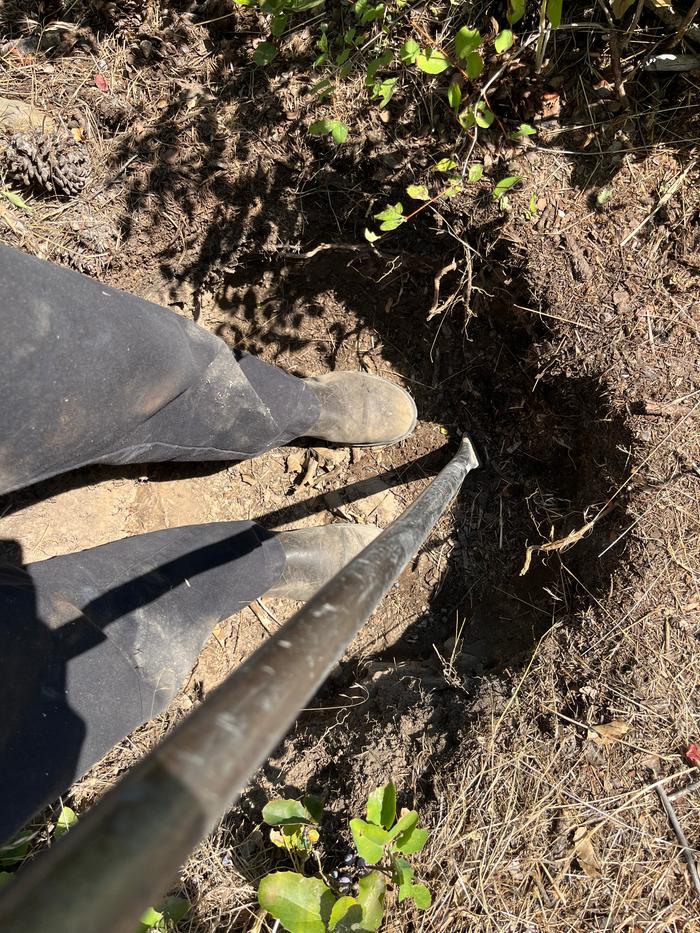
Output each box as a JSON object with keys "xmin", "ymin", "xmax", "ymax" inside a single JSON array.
[
  {"xmin": 303, "ymin": 372, "xmax": 417, "ymax": 447},
  {"xmin": 268, "ymin": 523, "xmax": 380, "ymax": 600}
]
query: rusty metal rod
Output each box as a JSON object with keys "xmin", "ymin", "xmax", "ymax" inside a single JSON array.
[{"xmin": 0, "ymin": 436, "xmax": 480, "ymax": 933}]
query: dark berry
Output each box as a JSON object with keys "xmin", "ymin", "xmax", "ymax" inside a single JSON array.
[
  {"xmin": 343, "ymin": 853, "xmax": 356, "ymax": 865},
  {"xmin": 338, "ymin": 875, "xmax": 352, "ymax": 886}
]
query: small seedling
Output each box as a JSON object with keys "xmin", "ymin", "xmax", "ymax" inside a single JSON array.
[
  {"xmin": 138, "ymin": 895, "xmax": 190, "ymax": 932},
  {"xmin": 493, "ymin": 175, "xmax": 522, "ymax": 200},
  {"xmin": 258, "ymin": 782, "xmax": 431, "ymax": 932},
  {"xmin": 309, "ymin": 119, "xmax": 349, "ymax": 145}
]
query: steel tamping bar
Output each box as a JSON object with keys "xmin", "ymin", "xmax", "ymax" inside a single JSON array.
[{"xmin": 0, "ymin": 436, "xmax": 480, "ymax": 933}]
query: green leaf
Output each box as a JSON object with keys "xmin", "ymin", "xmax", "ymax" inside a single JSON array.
[
  {"xmin": 366, "ymin": 49, "xmax": 392, "ymax": 85},
  {"xmin": 54, "ymin": 806, "xmax": 78, "ymax": 839},
  {"xmin": 465, "ymin": 51, "xmax": 483, "ymax": 79},
  {"xmin": 2, "ymin": 190, "xmax": 32, "ymax": 212},
  {"xmin": 454, "ymin": 27, "xmax": 481, "ymax": 59},
  {"xmin": 0, "ymin": 834, "xmax": 31, "ymax": 868},
  {"xmin": 303, "ymin": 795, "xmax": 324, "ymax": 824},
  {"xmin": 329, "ymin": 897, "xmax": 363, "ymax": 931},
  {"xmin": 350, "ymin": 818, "xmax": 390, "ymax": 861},
  {"xmin": 433, "ymin": 158, "xmax": 457, "ymax": 172},
  {"xmin": 161, "ymin": 896, "xmax": 190, "ymax": 922},
  {"xmin": 508, "ymin": 0, "xmax": 525, "ymax": 23},
  {"xmin": 366, "ymin": 783, "xmax": 396, "ymax": 829},
  {"xmin": 473, "ymin": 101, "xmax": 494, "ymax": 128},
  {"xmin": 271, "ymin": 13, "xmax": 288, "ymax": 36},
  {"xmin": 447, "ymin": 82, "xmax": 461, "ymax": 111},
  {"xmin": 356, "ymin": 872, "xmax": 386, "ymax": 931},
  {"xmin": 372, "ymin": 78, "xmax": 397, "ymax": 108},
  {"xmin": 400, "ymin": 882, "xmax": 432, "ymax": 909},
  {"xmin": 443, "ymin": 179, "xmax": 463, "ymax": 198},
  {"xmin": 406, "ymin": 184, "xmax": 430, "ymax": 201},
  {"xmin": 547, "ymin": 0, "xmax": 563, "ymax": 27},
  {"xmin": 394, "ymin": 825, "xmax": 429, "ymax": 855},
  {"xmin": 308, "ymin": 119, "xmax": 349, "ymax": 145},
  {"xmin": 139, "ymin": 906, "xmax": 164, "ymax": 932},
  {"xmin": 467, "ymin": 163, "xmax": 483, "ymax": 182},
  {"xmin": 596, "ymin": 187, "xmax": 612, "ymax": 205},
  {"xmin": 493, "ymin": 175, "xmax": 522, "ymax": 199},
  {"xmin": 511, "ymin": 122, "xmax": 536, "ymax": 137},
  {"xmin": 262, "ymin": 799, "xmax": 313, "ymax": 826},
  {"xmin": 387, "ymin": 809, "xmax": 418, "ymax": 841},
  {"xmin": 364, "ymin": 228, "xmax": 380, "ymax": 242},
  {"xmin": 400, "ymin": 38, "xmax": 419, "ymax": 65},
  {"xmin": 494, "ymin": 28, "xmax": 514, "ymax": 52},
  {"xmin": 253, "ymin": 41, "xmax": 277, "ymax": 66},
  {"xmin": 391, "ymin": 857, "xmax": 413, "ymax": 886},
  {"xmin": 258, "ymin": 872, "xmax": 335, "ymax": 933},
  {"xmin": 373, "ymin": 202, "xmax": 405, "ymax": 232},
  {"xmin": 458, "ymin": 108, "xmax": 475, "ymax": 130},
  {"xmin": 416, "ymin": 48, "xmax": 450, "ymax": 74},
  {"xmin": 330, "ymin": 120, "xmax": 348, "ymax": 144}
]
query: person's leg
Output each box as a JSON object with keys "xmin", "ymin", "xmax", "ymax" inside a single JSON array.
[
  {"xmin": 0, "ymin": 244, "xmax": 320, "ymax": 495},
  {"xmin": 0, "ymin": 245, "xmax": 417, "ymax": 496},
  {"xmin": 0, "ymin": 521, "xmax": 377, "ymax": 842}
]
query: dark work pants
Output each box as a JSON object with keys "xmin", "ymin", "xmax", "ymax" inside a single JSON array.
[{"xmin": 0, "ymin": 246, "xmax": 321, "ymax": 841}]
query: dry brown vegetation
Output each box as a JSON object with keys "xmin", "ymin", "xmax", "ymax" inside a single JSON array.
[{"xmin": 1, "ymin": 0, "xmax": 699, "ymax": 929}]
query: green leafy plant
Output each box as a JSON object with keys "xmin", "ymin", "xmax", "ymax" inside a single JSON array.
[
  {"xmin": 138, "ymin": 896, "xmax": 190, "ymax": 932},
  {"xmin": 364, "ymin": 158, "xmax": 486, "ymax": 242},
  {"xmin": 54, "ymin": 805, "xmax": 78, "ymax": 839},
  {"xmin": 258, "ymin": 783, "xmax": 431, "ymax": 932},
  {"xmin": 309, "ymin": 119, "xmax": 349, "ymax": 145},
  {"xmin": 1, "ymin": 189, "xmax": 32, "ymax": 212}
]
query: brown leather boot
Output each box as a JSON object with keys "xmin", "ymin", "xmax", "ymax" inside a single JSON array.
[{"xmin": 303, "ymin": 372, "xmax": 417, "ymax": 447}]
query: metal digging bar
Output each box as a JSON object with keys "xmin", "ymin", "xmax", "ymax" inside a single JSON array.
[{"xmin": 0, "ymin": 436, "xmax": 480, "ymax": 933}]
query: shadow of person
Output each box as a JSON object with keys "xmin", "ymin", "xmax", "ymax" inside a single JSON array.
[{"xmin": 0, "ymin": 523, "xmax": 278, "ymax": 844}]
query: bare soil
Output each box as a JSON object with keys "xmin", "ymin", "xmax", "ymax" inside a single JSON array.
[{"xmin": 1, "ymin": 1, "xmax": 699, "ymax": 930}]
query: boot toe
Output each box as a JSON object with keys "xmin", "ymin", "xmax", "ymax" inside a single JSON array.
[{"xmin": 304, "ymin": 372, "xmax": 417, "ymax": 447}]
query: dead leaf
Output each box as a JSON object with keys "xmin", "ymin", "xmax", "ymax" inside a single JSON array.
[
  {"xmin": 71, "ymin": 127, "xmax": 85, "ymax": 143},
  {"xmin": 286, "ymin": 452, "xmax": 304, "ymax": 475},
  {"xmin": 573, "ymin": 827, "xmax": 602, "ymax": 878},
  {"xmin": 588, "ymin": 720, "xmax": 630, "ymax": 746},
  {"xmin": 238, "ymin": 464, "xmax": 256, "ymax": 486},
  {"xmin": 686, "ymin": 743, "xmax": 700, "ymax": 767},
  {"xmin": 612, "ymin": 0, "xmax": 636, "ymax": 17},
  {"xmin": 94, "ymin": 74, "xmax": 109, "ymax": 92}
]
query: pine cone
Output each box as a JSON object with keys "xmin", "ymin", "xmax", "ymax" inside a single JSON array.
[{"xmin": 6, "ymin": 131, "xmax": 90, "ymax": 197}]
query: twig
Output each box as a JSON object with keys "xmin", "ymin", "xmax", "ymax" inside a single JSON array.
[
  {"xmin": 635, "ymin": 399, "xmax": 698, "ymax": 417},
  {"xmin": 621, "ymin": 160, "xmax": 696, "ymax": 246},
  {"xmin": 427, "ymin": 258, "xmax": 457, "ymax": 319},
  {"xmin": 596, "ymin": 0, "xmax": 629, "ymax": 105},
  {"xmin": 668, "ymin": 0, "xmax": 700, "ymax": 48},
  {"xmin": 273, "ymin": 242, "xmax": 370, "ymax": 260},
  {"xmin": 520, "ymin": 501, "xmax": 616, "ymax": 575},
  {"xmin": 513, "ymin": 302, "xmax": 597, "ymax": 332},
  {"xmin": 655, "ymin": 782, "xmax": 700, "ymax": 902},
  {"xmin": 669, "ymin": 778, "xmax": 700, "ymax": 802}
]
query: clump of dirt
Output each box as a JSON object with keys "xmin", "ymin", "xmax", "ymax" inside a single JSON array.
[{"xmin": 1, "ymin": 0, "xmax": 699, "ymax": 929}]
